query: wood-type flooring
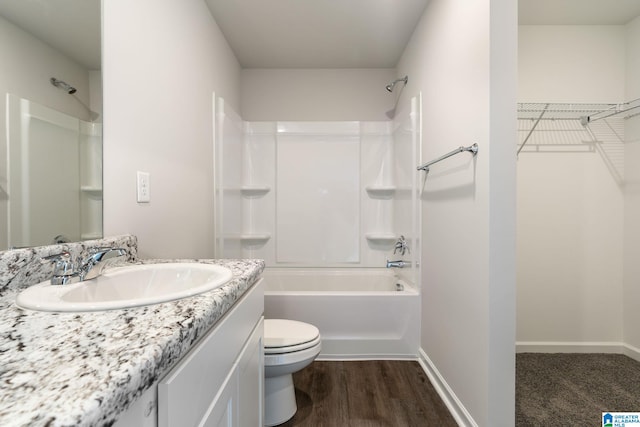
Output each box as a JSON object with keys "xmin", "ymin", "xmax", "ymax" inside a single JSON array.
[{"xmin": 278, "ymin": 360, "xmax": 458, "ymax": 427}]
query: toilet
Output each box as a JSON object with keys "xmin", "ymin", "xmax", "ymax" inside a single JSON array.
[{"xmin": 264, "ymin": 319, "xmax": 321, "ymax": 426}]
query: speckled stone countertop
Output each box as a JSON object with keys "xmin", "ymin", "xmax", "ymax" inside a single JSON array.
[{"xmin": 0, "ymin": 236, "xmax": 264, "ymax": 426}]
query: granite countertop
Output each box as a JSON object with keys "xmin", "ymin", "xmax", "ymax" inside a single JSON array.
[{"xmin": 0, "ymin": 258, "xmax": 264, "ymax": 427}]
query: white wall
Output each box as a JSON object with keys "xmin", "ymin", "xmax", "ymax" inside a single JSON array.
[
  {"xmin": 624, "ymin": 15, "xmax": 640, "ymax": 355},
  {"xmin": 517, "ymin": 26, "xmax": 626, "ymax": 347},
  {"xmin": 102, "ymin": 0, "xmax": 241, "ymax": 258},
  {"xmin": 0, "ymin": 15, "xmax": 92, "ymax": 249},
  {"xmin": 240, "ymin": 68, "xmax": 396, "ymax": 121},
  {"xmin": 396, "ymin": 0, "xmax": 516, "ymax": 425},
  {"xmin": 519, "ymin": 26, "xmax": 626, "ymax": 102}
]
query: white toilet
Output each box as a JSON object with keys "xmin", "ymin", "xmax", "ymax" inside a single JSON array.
[{"xmin": 264, "ymin": 319, "xmax": 321, "ymax": 426}]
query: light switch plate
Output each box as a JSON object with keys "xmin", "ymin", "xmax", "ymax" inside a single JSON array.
[{"xmin": 137, "ymin": 171, "xmax": 150, "ymax": 203}]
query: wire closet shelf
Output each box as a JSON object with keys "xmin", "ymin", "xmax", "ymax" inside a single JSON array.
[{"xmin": 517, "ymin": 98, "xmax": 640, "ymax": 154}]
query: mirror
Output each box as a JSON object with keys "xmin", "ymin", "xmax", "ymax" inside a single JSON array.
[{"xmin": 0, "ymin": 0, "xmax": 102, "ymax": 250}]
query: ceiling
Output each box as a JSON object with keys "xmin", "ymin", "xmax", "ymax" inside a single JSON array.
[
  {"xmin": 204, "ymin": 0, "xmax": 430, "ymax": 69},
  {"xmin": 0, "ymin": 0, "xmax": 100, "ymax": 70},
  {"xmin": 0, "ymin": 1, "xmax": 639, "ymax": 71},
  {"xmin": 519, "ymin": 0, "xmax": 640, "ymax": 25},
  {"xmin": 207, "ymin": 0, "xmax": 640, "ymax": 68}
]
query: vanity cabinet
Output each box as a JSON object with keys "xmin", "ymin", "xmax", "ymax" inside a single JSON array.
[{"xmin": 115, "ymin": 278, "xmax": 264, "ymax": 427}]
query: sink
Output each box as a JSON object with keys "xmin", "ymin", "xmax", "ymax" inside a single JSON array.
[{"xmin": 15, "ymin": 263, "xmax": 233, "ymax": 312}]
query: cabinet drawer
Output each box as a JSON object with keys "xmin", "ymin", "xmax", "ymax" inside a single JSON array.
[{"xmin": 158, "ymin": 279, "xmax": 264, "ymax": 427}]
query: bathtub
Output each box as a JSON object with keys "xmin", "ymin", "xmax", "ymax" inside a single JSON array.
[{"xmin": 263, "ymin": 268, "xmax": 420, "ymax": 359}]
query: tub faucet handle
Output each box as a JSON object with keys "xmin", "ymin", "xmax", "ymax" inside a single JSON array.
[{"xmin": 393, "ymin": 235, "xmax": 410, "ymax": 256}]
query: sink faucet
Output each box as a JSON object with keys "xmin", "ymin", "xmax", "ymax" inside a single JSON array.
[
  {"xmin": 45, "ymin": 247, "xmax": 127, "ymax": 285},
  {"xmin": 386, "ymin": 259, "xmax": 411, "ymax": 269},
  {"xmin": 43, "ymin": 251, "xmax": 77, "ymax": 285},
  {"xmin": 80, "ymin": 247, "xmax": 128, "ymax": 280}
]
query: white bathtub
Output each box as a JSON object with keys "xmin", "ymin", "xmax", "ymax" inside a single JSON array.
[{"xmin": 263, "ymin": 268, "xmax": 420, "ymax": 359}]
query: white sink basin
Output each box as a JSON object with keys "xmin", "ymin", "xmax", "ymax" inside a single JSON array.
[{"xmin": 15, "ymin": 263, "xmax": 233, "ymax": 312}]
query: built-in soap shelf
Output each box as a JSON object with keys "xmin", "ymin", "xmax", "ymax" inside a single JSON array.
[
  {"xmin": 365, "ymin": 185, "xmax": 396, "ymax": 199},
  {"xmin": 80, "ymin": 186, "xmax": 103, "ymax": 198},
  {"xmin": 228, "ymin": 233, "xmax": 271, "ymax": 246},
  {"xmin": 240, "ymin": 186, "xmax": 271, "ymax": 197},
  {"xmin": 365, "ymin": 233, "xmax": 397, "ymax": 244}
]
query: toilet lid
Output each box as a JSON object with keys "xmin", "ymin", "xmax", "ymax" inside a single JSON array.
[{"xmin": 264, "ymin": 319, "xmax": 320, "ymax": 350}]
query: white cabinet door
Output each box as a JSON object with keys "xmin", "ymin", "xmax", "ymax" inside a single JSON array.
[
  {"xmin": 201, "ymin": 318, "xmax": 264, "ymax": 427},
  {"xmin": 200, "ymin": 369, "xmax": 236, "ymax": 427},
  {"xmin": 237, "ymin": 319, "xmax": 264, "ymax": 427}
]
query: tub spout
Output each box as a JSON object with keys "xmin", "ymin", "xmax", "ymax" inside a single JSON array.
[{"xmin": 386, "ymin": 259, "xmax": 411, "ymax": 268}]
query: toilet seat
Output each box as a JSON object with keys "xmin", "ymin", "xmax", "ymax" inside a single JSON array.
[
  {"xmin": 264, "ymin": 319, "xmax": 320, "ymax": 355},
  {"xmin": 265, "ymin": 335, "xmax": 321, "ymax": 355}
]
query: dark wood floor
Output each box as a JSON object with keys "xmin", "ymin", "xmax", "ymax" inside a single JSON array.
[{"xmin": 279, "ymin": 360, "xmax": 458, "ymax": 427}]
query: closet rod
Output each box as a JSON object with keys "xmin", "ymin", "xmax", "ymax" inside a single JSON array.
[
  {"xmin": 417, "ymin": 143, "xmax": 478, "ymax": 172},
  {"xmin": 585, "ymin": 98, "xmax": 640, "ymax": 123}
]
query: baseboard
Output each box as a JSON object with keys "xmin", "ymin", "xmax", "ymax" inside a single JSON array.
[
  {"xmin": 516, "ymin": 341, "xmax": 640, "ymax": 362},
  {"xmin": 516, "ymin": 341, "xmax": 625, "ymax": 354},
  {"xmin": 516, "ymin": 341, "xmax": 640, "ymax": 363},
  {"xmin": 622, "ymin": 343, "xmax": 640, "ymax": 362},
  {"xmin": 417, "ymin": 348, "xmax": 478, "ymax": 427}
]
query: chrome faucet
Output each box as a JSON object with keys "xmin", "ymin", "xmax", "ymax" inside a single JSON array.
[
  {"xmin": 393, "ymin": 235, "xmax": 410, "ymax": 256},
  {"xmin": 44, "ymin": 247, "xmax": 127, "ymax": 285},
  {"xmin": 43, "ymin": 251, "xmax": 77, "ymax": 285},
  {"xmin": 386, "ymin": 259, "xmax": 411, "ymax": 269},
  {"xmin": 80, "ymin": 247, "xmax": 128, "ymax": 280}
]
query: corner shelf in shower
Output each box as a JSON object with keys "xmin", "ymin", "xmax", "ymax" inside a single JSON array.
[
  {"xmin": 365, "ymin": 233, "xmax": 397, "ymax": 244},
  {"xmin": 365, "ymin": 185, "xmax": 396, "ymax": 199},
  {"xmin": 235, "ymin": 233, "xmax": 271, "ymax": 245},
  {"xmin": 240, "ymin": 186, "xmax": 271, "ymax": 197}
]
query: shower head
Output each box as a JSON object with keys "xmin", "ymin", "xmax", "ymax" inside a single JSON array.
[
  {"xmin": 386, "ymin": 76, "xmax": 408, "ymax": 92},
  {"xmin": 49, "ymin": 77, "xmax": 99, "ymax": 121},
  {"xmin": 50, "ymin": 77, "xmax": 77, "ymax": 94}
]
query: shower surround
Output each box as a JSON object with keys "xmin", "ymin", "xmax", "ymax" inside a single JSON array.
[
  {"xmin": 214, "ymin": 96, "xmax": 420, "ymax": 275},
  {"xmin": 213, "ymin": 95, "xmax": 422, "ymax": 357}
]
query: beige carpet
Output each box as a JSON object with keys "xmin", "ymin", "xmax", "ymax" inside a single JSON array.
[{"xmin": 516, "ymin": 353, "xmax": 640, "ymax": 426}]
